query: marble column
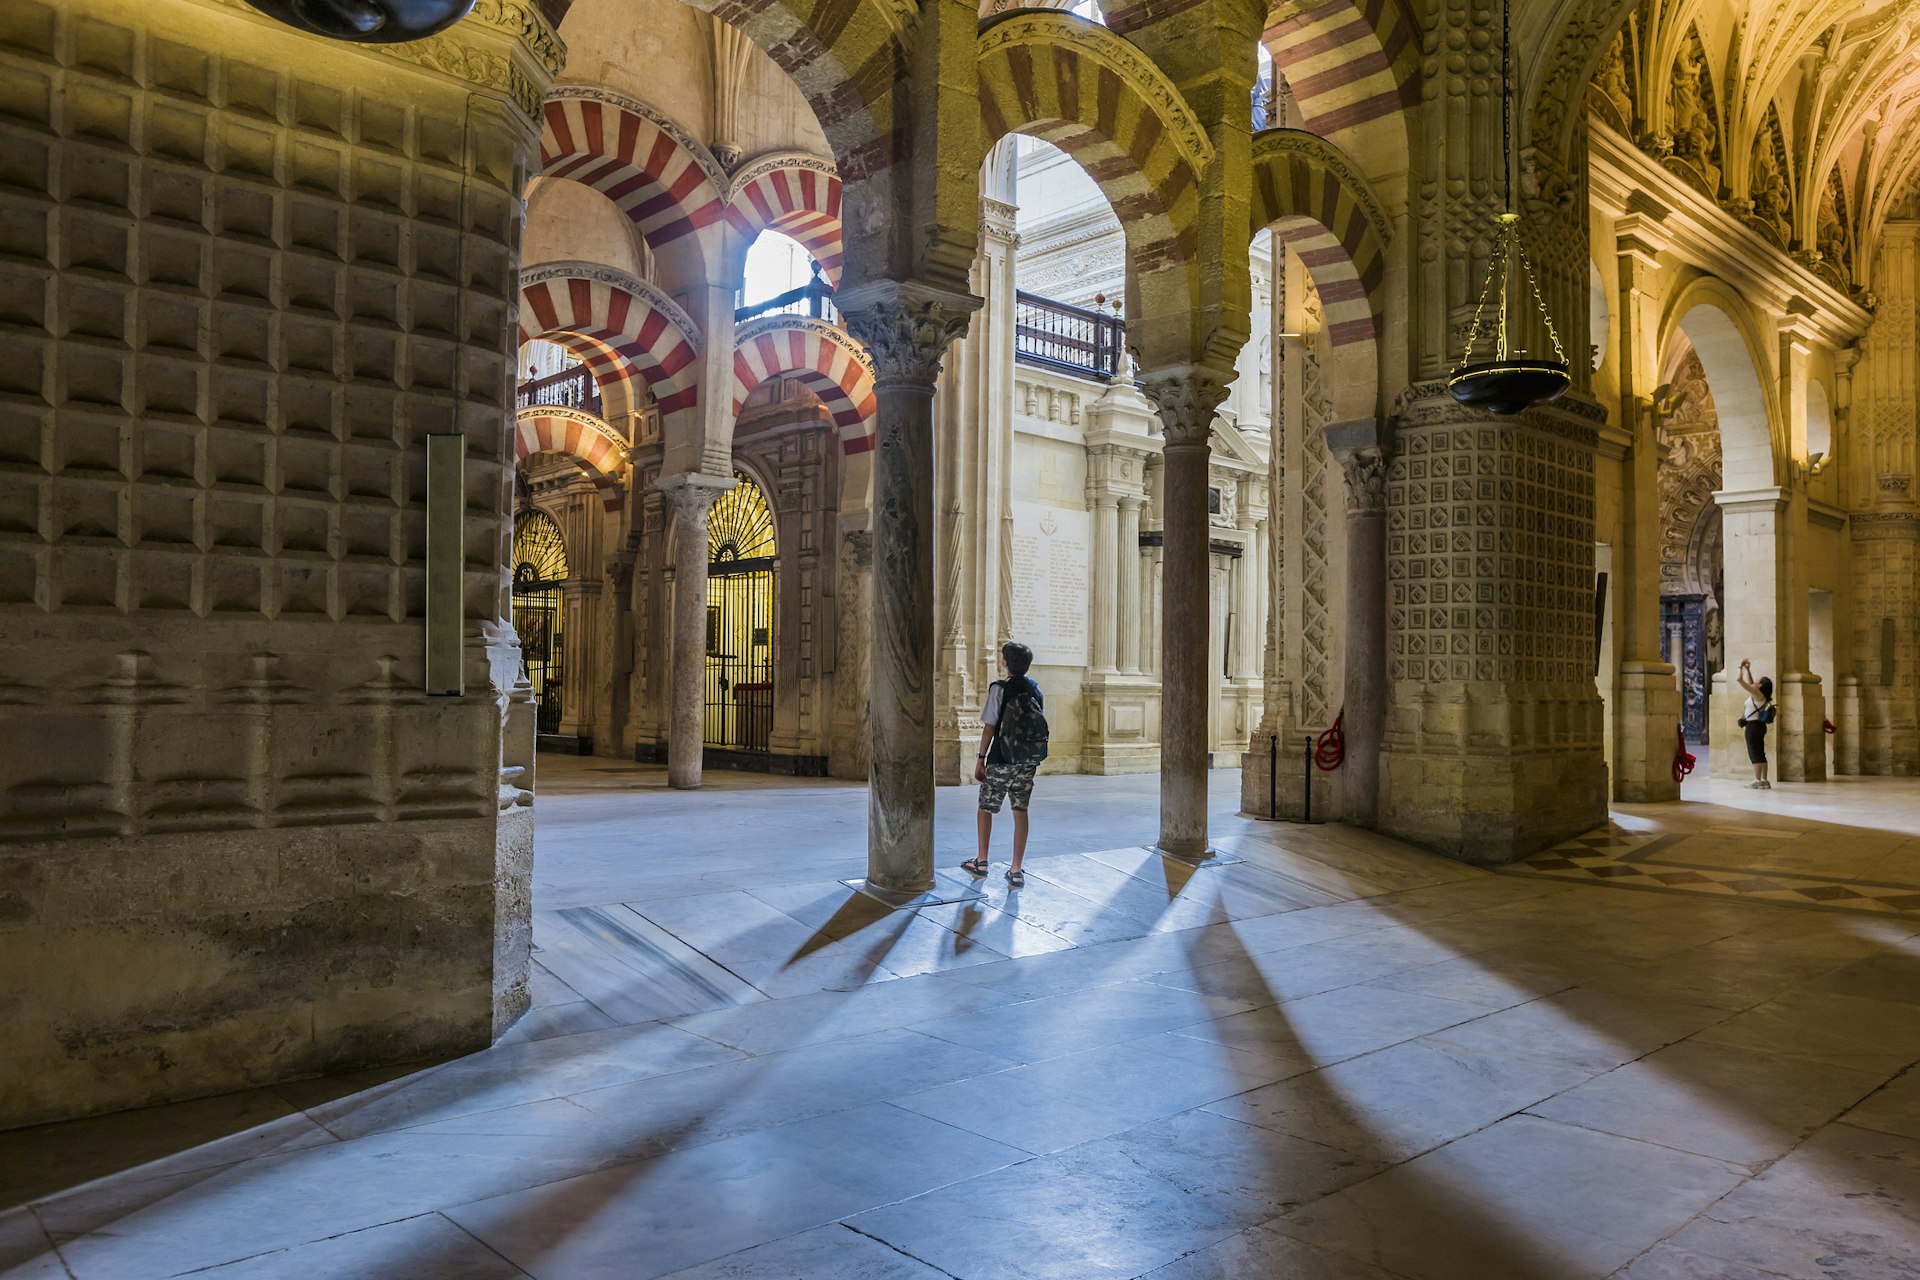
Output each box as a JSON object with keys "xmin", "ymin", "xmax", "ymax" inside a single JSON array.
[
  {"xmin": 657, "ymin": 472, "xmax": 732, "ymax": 788},
  {"xmin": 1329, "ymin": 428, "xmax": 1386, "ymax": 827},
  {"xmin": 1090, "ymin": 489, "xmax": 1119, "ymax": 673},
  {"xmin": 838, "ymin": 281, "xmax": 980, "ymax": 893},
  {"xmin": 1118, "ymin": 496, "xmax": 1143, "ymax": 673},
  {"xmin": 1144, "ymin": 370, "xmax": 1232, "ymax": 860}
]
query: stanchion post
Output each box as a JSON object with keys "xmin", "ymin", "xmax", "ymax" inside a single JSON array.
[
  {"xmin": 1302, "ymin": 734, "xmax": 1313, "ymax": 825},
  {"xmin": 1268, "ymin": 735, "xmax": 1277, "ymax": 820}
]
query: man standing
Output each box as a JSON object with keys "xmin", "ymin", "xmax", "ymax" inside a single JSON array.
[{"xmin": 960, "ymin": 641, "xmax": 1049, "ymax": 888}]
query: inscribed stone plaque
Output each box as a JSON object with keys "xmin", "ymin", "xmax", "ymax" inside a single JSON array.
[{"xmin": 1010, "ymin": 501, "xmax": 1090, "ymax": 666}]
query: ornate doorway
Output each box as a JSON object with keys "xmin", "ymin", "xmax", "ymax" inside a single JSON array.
[
  {"xmin": 704, "ymin": 472, "xmax": 776, "ymax": 752},
  {"xmin": 511, "ymin": 509, "xmax": 569, "ymax": 735}
]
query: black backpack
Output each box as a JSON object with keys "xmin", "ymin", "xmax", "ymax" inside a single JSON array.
[{"xmin": 992, "ymin": 677, "xmax": 1050, "ymax": 767}]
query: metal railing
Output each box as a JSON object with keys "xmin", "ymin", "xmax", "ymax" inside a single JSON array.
[
  {"xmin": 516, "ymin": 363, "xmax": 601, "ymax": 418},
  {"xmin": 1014, "ymin": 291, "xmax": 1126, "ymax": 382},
  {"xmin": 736, "ymin": 277, "xmax": 839, "ymax": 326}
]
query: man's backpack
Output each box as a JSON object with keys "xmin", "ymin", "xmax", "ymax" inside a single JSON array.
[{"xmin": 993, "ymin": 677, "xmax": 1050, "ymax": 767}]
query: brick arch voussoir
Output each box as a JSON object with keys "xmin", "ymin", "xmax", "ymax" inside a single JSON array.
[
  {"xmin": 539, "ymin": 87, "xmax": 729, "ymax": 249},
  {"xmin": 731, "ymin": 316, "xmax": 878, "ymax": 453},
  {"xmin": 514, "ymin": 405, "xmax": 630, "ymax": 512},
  {"xmin": 724, "ymin": 152, "xmax": 846, "ymax": 286},
  {"xmin": 1261, "ymin": 0, "xmax": 1419, "ymax": 140},
  {"xmin": 518, "ymin": 262, "xmax": 704, "ymax": 418},
  {"xmin": 1250, "ymin": 129, "xmax": 1389, "ymax": 344}
]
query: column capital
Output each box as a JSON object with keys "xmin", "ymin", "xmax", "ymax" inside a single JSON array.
[
  {"xmin": 1141, "ymin": 367, "xmax": 1233, "ymax": 448},
  {"xmin": 1333, "ymin": 446, "xmax": 1388, "ymax": 516},
  {"xmin": 655, "ymin": 471, "xmax": 733, "ymax": 521},
  {"xmin": 836, "ymin": 280, "xmax": 982, "ymax": 392}
]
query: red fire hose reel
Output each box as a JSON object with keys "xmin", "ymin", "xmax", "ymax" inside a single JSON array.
[
  {"xmin": 1671, "ymin": 725, "xmax": 1697, "ymax": 783},
  {"xmin": 1314, "ymin": 712, "xmax": 1346, "ymax": 771}
]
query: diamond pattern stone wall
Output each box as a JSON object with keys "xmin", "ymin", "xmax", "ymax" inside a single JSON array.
[{"xmin": 0, "ymin": 0, "xmax": 552, "ymax": 1127}]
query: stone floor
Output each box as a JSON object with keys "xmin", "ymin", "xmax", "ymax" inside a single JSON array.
[{"xmin": 6, "ymin": 759, "xmax": 1920, "ymax": 1279}]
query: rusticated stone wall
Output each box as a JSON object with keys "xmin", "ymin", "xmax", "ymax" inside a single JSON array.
[{"xmin": 0, "ymin": 0, "xmax": 556, "ymax": 1127}]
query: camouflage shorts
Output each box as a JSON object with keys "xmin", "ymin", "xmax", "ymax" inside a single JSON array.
[{"xmin": 978, "ymin": 762, "xmax": 1037, "ymax": 813}]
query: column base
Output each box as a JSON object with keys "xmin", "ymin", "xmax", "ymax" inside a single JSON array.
[
  {"xmin": 1613, "ymin": 661, "xmax": 1682, "ymax": 801},
  {"xmin": 1241, "ymin": 725, "xmax": 1340, "ymax": 822},
  {"xmin": 1081, "ymin": 676, "xmax": 1162, "ymax": 775},
  {"xmin": 1379, "ymin": 747, "xmax": 1608, "ymax": 866}
]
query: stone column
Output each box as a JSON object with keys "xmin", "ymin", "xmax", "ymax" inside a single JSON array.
[
  {"xmin": 1329, "ymin": 428, "xmax": 1386, "ymax": 826},
  {"xmin": 1090, "ymin": 487, "xmax": 1119, "ymax": 673},
  {"xmin": 1118, "ymin": 496, "xmax": 1144, "ymax": 673},
  {"xmin": 839, "ymin": 282, "xmax": 980, "ymax": 893},
  {"xmin": 1144, "ymin": 370, "xmax": 1232, "ymax": 859},
  {"xmin": 658, "ymin": 473, "xmax": 732, "ymax": 788},
  {"xmin": 1710, "ymin": 486, "xmax": 1786, "ymax": 779}
]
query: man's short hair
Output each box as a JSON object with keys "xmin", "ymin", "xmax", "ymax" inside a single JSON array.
[{"xmin": 1001, "ymin": 641, "xmax": 1033, "ymax": 676}]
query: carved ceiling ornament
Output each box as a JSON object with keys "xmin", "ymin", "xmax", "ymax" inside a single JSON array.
[
  {"xmin": 1656, "ymin": 349, "xmax": 1725, "ymax": 595},
  {"xmin": 1664, "ymin": 26, "xmax": 1723, "ymax": 199}
]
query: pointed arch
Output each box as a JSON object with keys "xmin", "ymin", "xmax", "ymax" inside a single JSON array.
[
  {"xmin": 539, "ymin": 87, "xmax": 728, "ymax": 249},
  {"xmin": 732, "ymin": 315, "xmax": 878, "ymax": 453},
  {"xmin": 517, "ymin": 262, "xmax": 702, "ymax": 419},
  {"xmin": 725, "ymin": 153, "xmax": 845, "ymax": 286},
  {"xmin": 1250, "ymin": 129, "xmax": 1388, "ymax": 339},
  {"xmin": 514, "ymin": 406, "xmax": 630, "ymax": 512}
]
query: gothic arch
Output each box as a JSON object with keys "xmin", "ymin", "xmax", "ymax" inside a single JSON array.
[
  {"xmin": 725, "ymin": 153, "xmax": 845, "ymax": 286},
  {"xmin": 732, "ymin": 315, "xmax": 879, "ymax": 453},
  {"xmin": 1660, "ymin": 279, "xmax": 1781, "ymax": 491},
  {"xmin": 976, "ymin": 9, "xmax": 1214, "ymax": 363},
  {"xmin": 517, "ymin": 262, "xmax": 703, "ymax": 419},
  {"xmin": 538, "ymin": 87, "xmax": 728, "ymax": 279},
  {"xmin": 514, "ymin": 406, "xmax": 630, "ymax": 512},
  {"xmin": 1249, "ymin": 128, "xmax": 1388, "ymax": 418}
]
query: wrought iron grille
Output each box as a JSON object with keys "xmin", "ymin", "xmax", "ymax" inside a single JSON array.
[
  {"xmin": 516, "ymin": 363, "xmax": 602, "ymax": 418},
  {"xmin": 735, "ymin": 273, "xmax": 839, "ymax": 326},
  {"xmin": 1014, "ymin": 291, "xmax": 1126, "ymax": 382},
  {"xmin": 511, "ymin": 509, "xmax": 569, "ymax": 736},
  {"xmin": 703, "ymin": 473, "xmax": 777, "ymax": 751}
]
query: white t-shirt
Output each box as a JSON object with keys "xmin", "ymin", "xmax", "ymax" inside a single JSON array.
[{"xmin": 1743, "ymin": 696, "xmax": 1769, "ymax": 724}]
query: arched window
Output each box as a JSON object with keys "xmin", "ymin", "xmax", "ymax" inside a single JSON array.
[
  {"xmin": 511, "ymin": 510, "xmax": 569, "ymax": 735},
  {"xmin": 738, "ymin": 231, "xmax": 822, "ymax": 313},
  {"xmin": 704, "ymin": 472, "xmax": 778, "ymax": 752}
]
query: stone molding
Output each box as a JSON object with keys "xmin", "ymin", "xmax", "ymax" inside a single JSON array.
[
  {"xmin": 1334, "ymin": 447, "xmax": 1387, "ymax": 516},
  {"xmin": 836, "ymin": 282, "xmax": 981, "ymax": 391},
  {"xmin": 734, "ymin": 314, "xmax": 875, "ymax": 376},
  {"xmin": 515, "ymin": 404, "xmax": 632, "ymax": 460},
  {"xmin": 1142, "ymin": 370, "xmax": 1233, "ymax": 448}
]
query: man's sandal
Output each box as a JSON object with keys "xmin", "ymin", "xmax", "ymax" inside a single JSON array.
[
  {"xmin": 1004, "ymin": 868, "xmax": 1025, "ymax": 888},
  {"xmin": 961, "ymin": 857, "xmax": 989, "ymax": 877}
]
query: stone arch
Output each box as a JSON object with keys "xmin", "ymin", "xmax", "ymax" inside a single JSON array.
[
  {"xmin": 517, "ymin": 261, "xmax": 703, "ymax": 419},
  {"xmin": 538, "ymin": 87, "xmax": 727, "ymax": 282},
  {"xmin": 1249, "ymin": 128, "xmax": 1388, "ymax": 419},
  {"xmin": 732, "ymin": 315, "xmax": 878, "ymax": 453},
  {"xmin": 1661, "ymin": 281, "xmax": 1780, "ymax": 491},
  {"xmin": 725, "ymin": 153, "xmax": 845, "ymax": 287},
  {"xmin": 514, "ymin": 406, "xmax": 630, "ymax": 512},
  {"xmin": 976, "ymin": 9, "xmax": 1213, "ymax": 363},
  {"xmin": 1524, "ymin": 0, "xmax": 1638, "ymax": 173},
  {"xmin": 1258, "ymin": 0, "xmax": 1416, "ymax": 177}
]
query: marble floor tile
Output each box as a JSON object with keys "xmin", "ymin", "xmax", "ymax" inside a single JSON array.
[
  {"xmin": 747, "ymin": 880, "xmax": 1048, "ymax": 974},
  {"xmin": 1805, "ymin": 949, "xmax": 1920, "ymax": 1006},
  {"xmin": 848, "ymin": 1109, "xmax": 1378, "ymax": 1280},
  {"xmin": 1659, "ymin": 1121, "xmax": 1920, "ymax": 1280},
  {"xmin": 1274, "ymin": 1114, "xmax": 1748, "ymax": 1280},
  {"xmin": 1423, "ymin": 987, "xmax": 1730, "ymax": 1076},
  {"xmin": 1021, "ymin": 854, "xmax": 1237, "ymax": 933},
  {"xmin": 633, "ymin": 890, "xmax": 910, "ymax": 997},
  {"xmin": 185, "ymin": 1212, "xmax": 530, "ymax": 1279},
  {"xmin": 1150, "ymin": 928, "xmax": 1474, "ymax": 1006},
  {"xmin": 0, "ymin": 1088, "xmax": 336, "ymax": 1208},
  {"xmin": 0, "ymin": 1207, "xmax": 67, "ymax": 1280},
  {"xmin": 444, "ymin": 1104, "xmax": 1024, "ymax": 1280},
  {"xmin": 1527, "ymin": 1039, "xmax": 1886, "ymax": 1169},
  {"xmin": 498, "ymin": 999, "xmax": 620, "ymax": 1045},
  {"xmin": 1689, "ymin": 987, "xmax": 1920, "ymax": 1075},
  {"xmin": 1174, "ymin": 983, "xmax": 1489, "ymax": 1067},
  {"xmin": 665, "ymin": 972, "xmax": 1021, "ymax": 1056},
  {"xmin": 1207, "ymin": 1037, "xmax": 1592, "ymax": 1163},
  {"xmin": 893, "ymin": 1030, "xmax": 1296, "ymax": 1155},
  {"xmin": 1839, "ymin": 1063, "xmax": 1920, "ymax": 1142},
  {"xmin": 657, "ymin": 1223, "xmax": 950, "ymax": 1279},
  {"xmin": 926, "ymin": 875, "xmax": 1161, "ymax": 951},
  {"xmin": 275, "ymin": 1021, "xmax": 745, "ymax": 1140},
  {"xmin": 907, "ymin": 979, "xmax": 1256, "ymax": 1064},
  {"xmin": 1608, "ymin": 1241, "xmax": 1795, "ymax": 1280},
  {"xmin": 1137, "ymin": 1217, "xmax": 1406, "ymax": 1280},
  {"xmin": 533, "ymin": 904, "xmax": 765, "ymax": 1025}
]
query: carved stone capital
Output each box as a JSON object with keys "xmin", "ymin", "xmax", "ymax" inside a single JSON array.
[
  {"xmin": 655, "ymin": 472, "xmax": 732, "ymax": 530},
  {"xmin": 842, "ymin": 528, "xmax": 874, "ymax": 569},
  {"xmin": 1141, "ymin": 368, "xmax": 1233, "ymax": 448},
  {"xmin": 1334, "ymin": 447, "xmax": 1387, "ymax": 516},
  {"xmin": 836, "ymin": 281, "xmax": 981, "ymax": 391}
]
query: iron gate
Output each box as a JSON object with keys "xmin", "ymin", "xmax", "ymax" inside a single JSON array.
[
  {"xmin": 703, "ymin": 473, "xmax": 775, "ymax": 751},
  {"xmin": 511, "ymin": 509, "xmax": 568, "ymax": 735}
]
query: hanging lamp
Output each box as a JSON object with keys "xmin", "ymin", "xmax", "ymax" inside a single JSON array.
[{"xmin": 1446, "ymin": 0, "xmax": 1571, "ymax": 415}]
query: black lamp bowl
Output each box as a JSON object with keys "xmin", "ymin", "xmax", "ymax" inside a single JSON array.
[
  {"xmin": 1446, "ymin": 359, "xmax": 1571, "ymax": 416},
  {"xmin": 244, "ymin": 0, "xmax": 474, "ymax": 42}
]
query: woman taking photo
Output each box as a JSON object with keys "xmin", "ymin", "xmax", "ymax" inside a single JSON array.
[{"xmin": 1735, "ymin": 658, "xmax": 1775, "ymax": 790}]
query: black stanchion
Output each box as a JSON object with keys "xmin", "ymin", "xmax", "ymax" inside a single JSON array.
[{"xmin": 1302, "ymin": 734, "xmax": 1313, "ymax": 824}]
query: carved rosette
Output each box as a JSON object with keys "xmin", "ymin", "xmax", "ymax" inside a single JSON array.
[
  {"xmin": 1334, "ymin": 447, "xmax": 1387, "ymax": 516},
  {"xmin": 1142, "ymin": 370, "xmax": 1232, "ymax": 448},
  {"xmin": 837, "ymin": 283, "xmax": 981, "ymax": 393}
]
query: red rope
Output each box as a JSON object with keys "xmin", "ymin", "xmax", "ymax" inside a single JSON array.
[
  {"xmin": 1314, "ymin": 711, "xmax": 1345, "ymax": 771},
  {"xmin": 1672, "ymin": 725, "xmax": 1696, "ymax": 783}
]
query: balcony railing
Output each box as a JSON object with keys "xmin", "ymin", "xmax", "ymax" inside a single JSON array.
[
  {"xmin": 517, "ymin": 363, "xmax": 601, "ymax": 418},
  {"xmin": 1014, "ymin": 290, "xmax": 1126, "ymax": 382},
  {"xmin": 736, "ymin": 277, "xmax": 839, "ymax": 326}
]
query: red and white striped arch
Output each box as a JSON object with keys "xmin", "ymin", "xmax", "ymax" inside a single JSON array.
[
  {"xmin": 731, "ymin": 316, "xmax": 877, "ymax": 453},
  {"xmin": 517, "ymin": 262, "xmax": 701, "ymax": 418},
  {"xmin": 514, "ymin": 406, "xmax": 629, "ymax": 512},
  {"xmin": 724, "ymin": 153, "xmax": 845, "ymax": 286},
  {"xmin": 1261, "ymin": 0, "xmax": 1418, "ymax": 143},
  {"xmin": 539, "ymin": 87, "xmax": 727, "ymax": 248}
]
